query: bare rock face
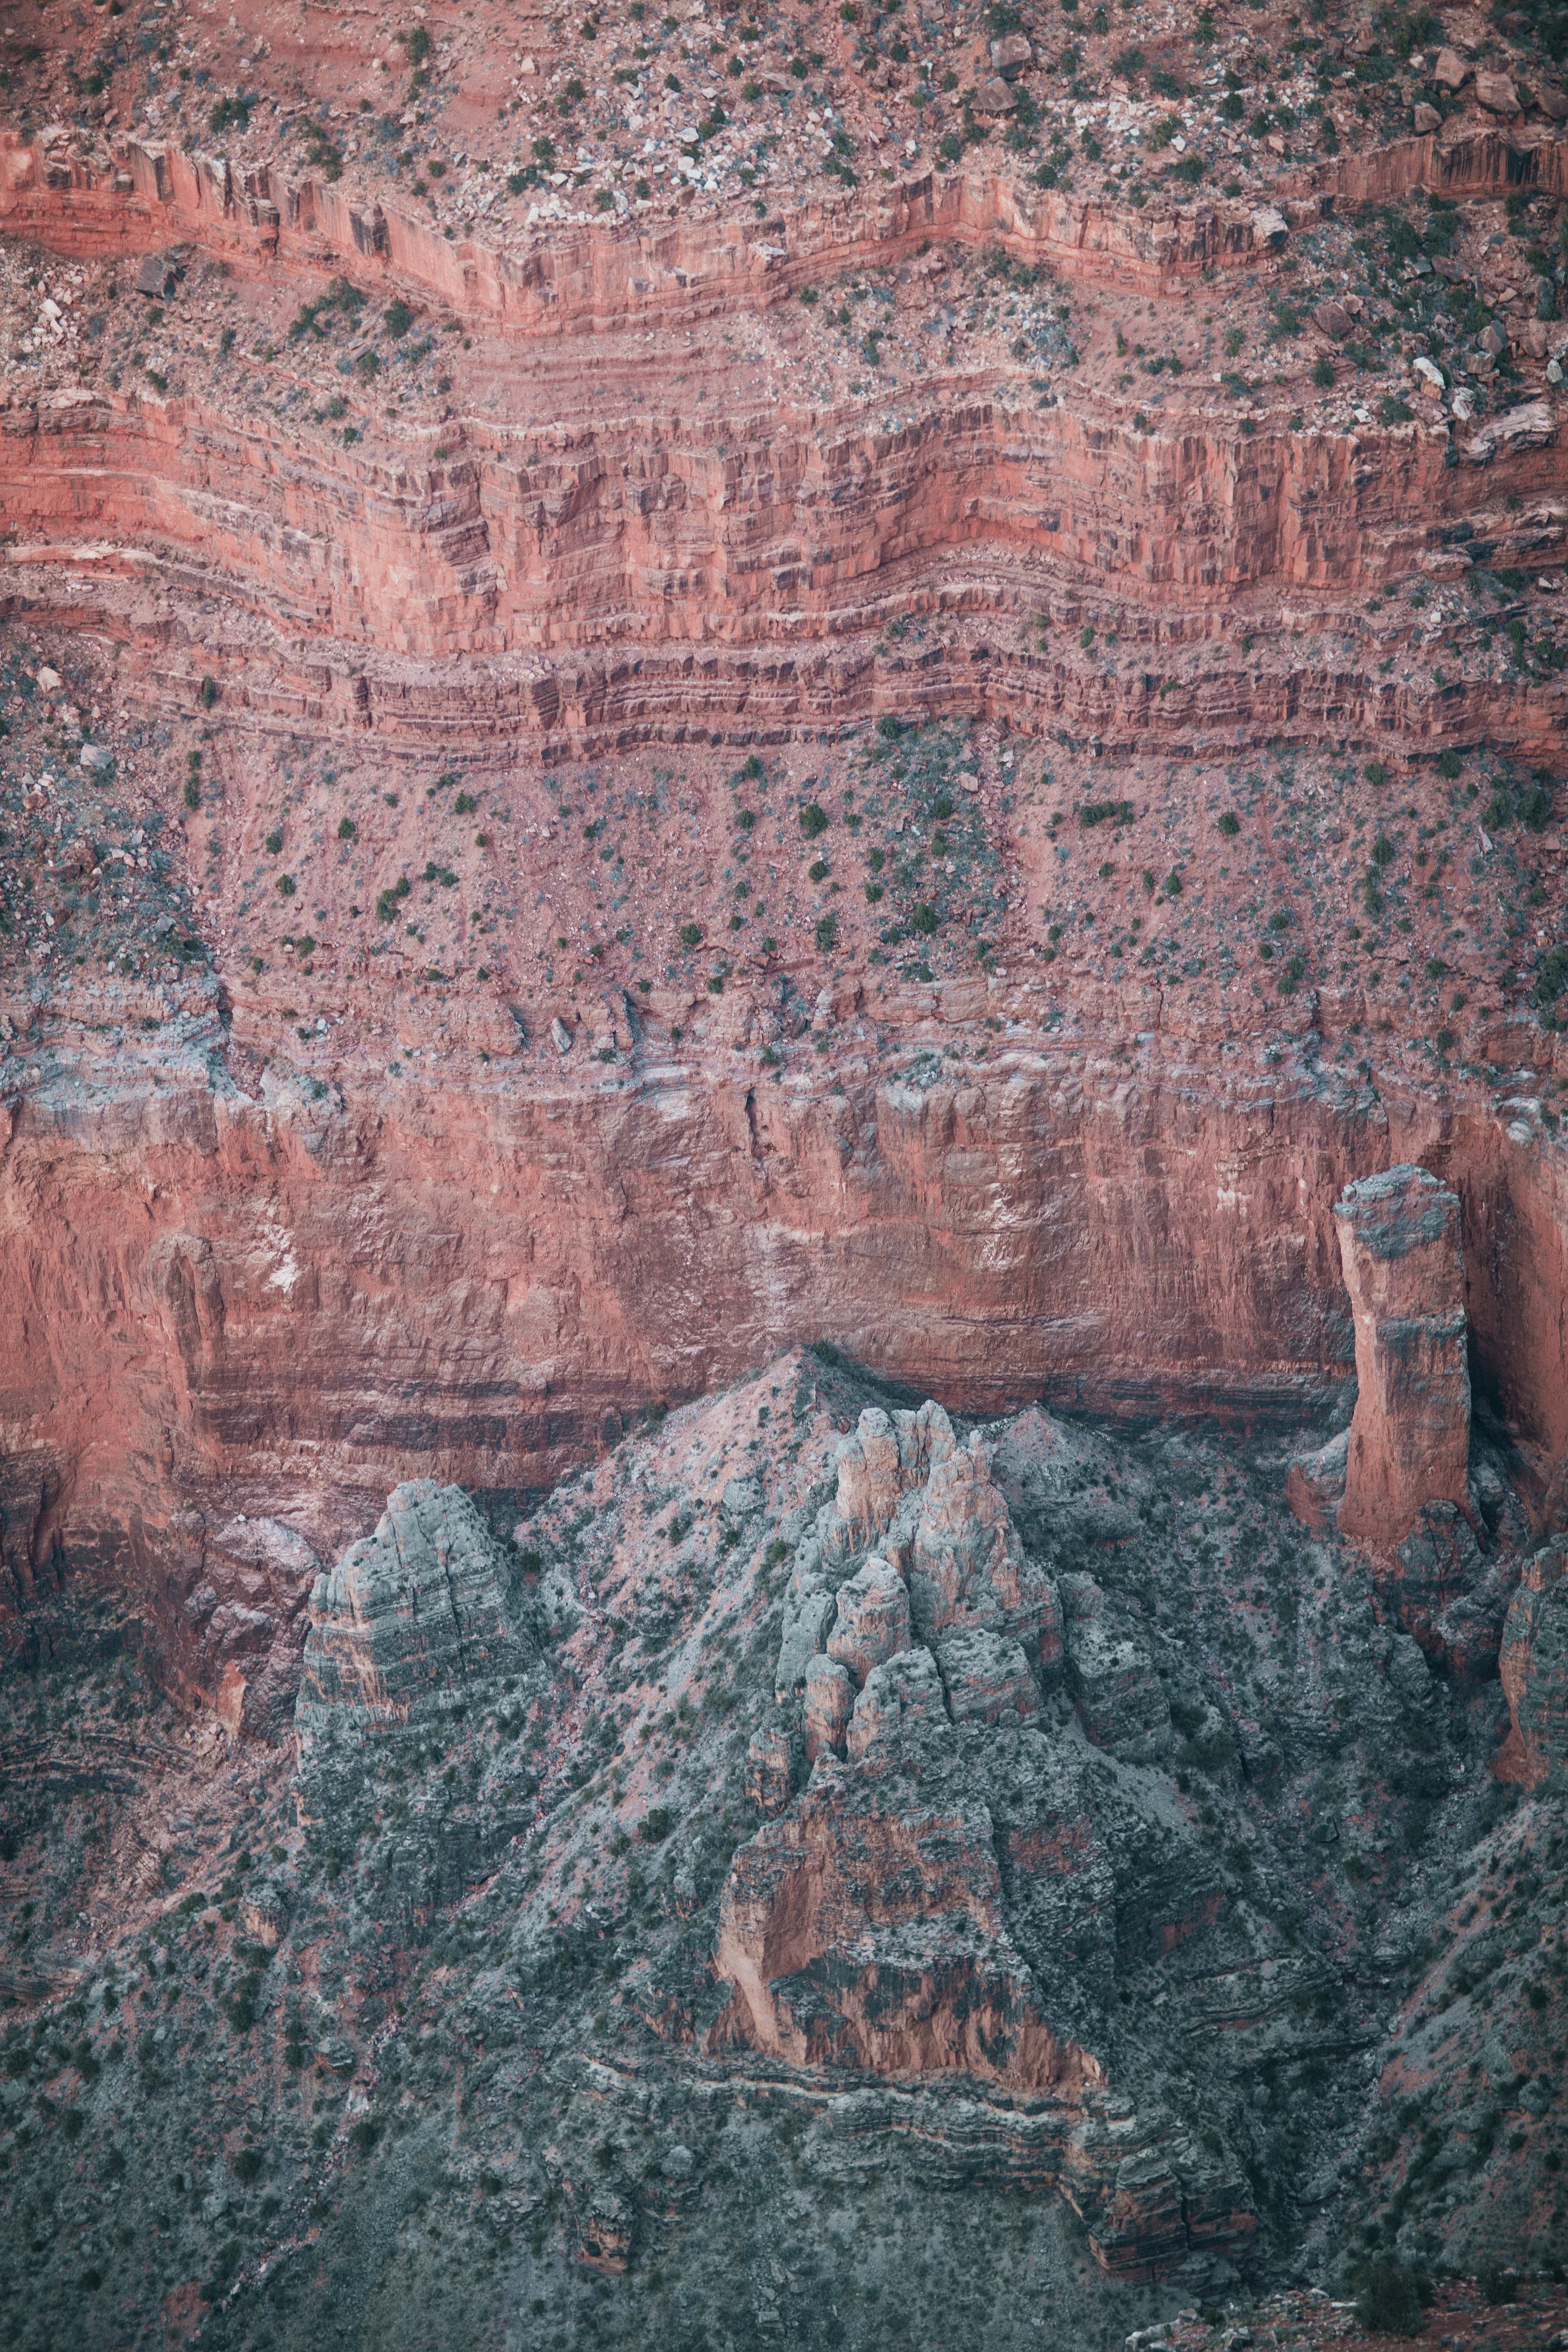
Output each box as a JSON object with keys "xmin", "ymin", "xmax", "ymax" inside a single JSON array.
[
  {"xmin": 802, "ymin": 1654, "xmax": 853, "ymax": 1763},
  {"xmin": 826, "ymin": 1556, "xmax": 911, "ymax": 1685},
  {"xmin": 825, "ymin": 1400, "xmax": 957, "ymax": 1563},
  {"xmin": 176, "ymin": 1513, "xmax": 322, "ymax": 1742},
  {"xmin": 774, "ymin": 1574, "xmax": 838, "ymax": 1701},
  {"xmin": 745, "ymin": 1725, "xmax": 795, "ymax": 1813},
  {"xmin": 1333, "ymin": 1166, "xmax": 1472, "ymax": 1551},
  {"xmin": 1497, "ymin": 1545, "xmax": 1568, "ymax": 1786},
  {"xmin": 936, "ymin": 1627, "xmax": 1041, "ymax": 1729},
  {"xmin": 846, "ymin": 1644, "xmax": 950, "ymax": 1760},
  {"xmin": 1283, "ymin": 1428, "xmax": 1348, "ymax": 1534},
  {"xmin": 710, "ymin": 1776, "xmax": 1102, "ymax": 2092},
  {"xmin": 908, "ymin": 1436, "xmax": 1063, "ymax": 1663},
  {"xmin": 1060, "ymin": 1576, "xmax": 1172, "ymax": 1764},
  {"xmin": 298, "ymin": 1480, "xmax": 529, "ymax": 1739}
]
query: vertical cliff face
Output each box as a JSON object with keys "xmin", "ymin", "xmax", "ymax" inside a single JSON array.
[
  {"xmin": 1497, "ymin": 1545, "xmax": 1568, "ymax": 1787},
  {"xmin": 1333, "ymin": 1165, "xmax": 1473, "ymax": 1551}
]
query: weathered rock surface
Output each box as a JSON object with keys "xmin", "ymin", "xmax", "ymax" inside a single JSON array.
[
  {"xmin": 825, "ymin": 1555, "xmax": 911, "ymax": 1686},
  {"xmin": 298, "ymin": 1480, "xmax": 528, "ymax": 1736},
  {"xmin": 175, "ymin": 1512, "xmax": 322, "ymax": 1741},
  {"xmin": 908, "ymin": 1436, "xmax": 1063, "ymax": 1660},
  {"xmin": 936, "ymin": 1627, "xmax": 1041, "ymax": 1728},
  {"xmin": 845, "ymin": 1642, "xmax": 950, "ymax": 1760},
  {"xmin": 710, "ymin": 1774, "xmax": 1101, "ymax": 2092},
  {"xmin": 1334, "ymin": 1166, "xmax": 1472, "ymax": 1550},
  {"xmin": 1060, "ymin": 1576, "xmax": 1173, "ymax": 1764},
  {"xmin": 1497, "ymin": 1544, "xmax": 1568, "ymax": 1785},
  {"xmin": 802, "ymin": 1652, "xmax": 854, "ymax": 1763}
]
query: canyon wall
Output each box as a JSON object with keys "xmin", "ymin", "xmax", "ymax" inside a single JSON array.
[{"xmin": 5, "ymin": 1019, "xmax": 1568, "ymax": 1690}]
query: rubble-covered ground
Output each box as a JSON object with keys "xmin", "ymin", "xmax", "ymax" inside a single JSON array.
[{"xmin": 0, "ymin": 1348, "xmax": 1563, "ymax": 2351}]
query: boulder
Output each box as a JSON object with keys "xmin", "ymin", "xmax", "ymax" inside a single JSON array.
[
  {"xmin": 1413, "ymin": 101, "xmax": 1441, "ymax": 132},
  {"xmin": 977, "ymin": 74, "xmax": 1017, "ymax": 113},
  {"xmin": 239, "ymin": 1886, "xmax": 290, "ymax": 1948},
  {"xmin": 1539, "ymin": 85, "xmax": 1568, "ymax": 121},
  {"xmin": 1432, "ymin": 46, "xmax": 1469, "ymax": 91},
  {"xmin": 826, "ymin": 1555, "xmax": 912, "ymax": 1684},
  {"xmin": 1061, "ymin": 1579, "xmax": 1172, "ymax": 1764},
  {"xmin": 1497, "ymin": 1546, "xmax": 1568, "ymax": 1786},
  {"xmin": 721, "ymin": 1473, "xmax": 761, "ymax": 1523},
  {"xmin": 936, "ymin": 1628, "xmax": 1040, "ymax": 1729},
  {"xmin": 135, "ymin": 252, "xmax": 182, "ymax": 298},
  {"xmin": 803, "ymin": 1654, "xmax": 854, "ymax": 1762},
  {"xmin": 1313, "ymin": 300, "xmax": 1354, "ymax": 341},
  {"xmin": 1474, "ymin": 71, "xmax": 1520, "ymax": 113},
  {"xmin": 990, "ymin": 31, "xmax": 1032, "ymax": 76},
  {"xmin": 1333, "ymin": 1166, "xmax": 1472, "ymax": 1551}
]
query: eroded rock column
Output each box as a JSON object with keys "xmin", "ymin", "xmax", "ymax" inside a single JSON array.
[{"xmin": 1333, "ymin": 1165, "xmax": 1471, "ymax": 1549}]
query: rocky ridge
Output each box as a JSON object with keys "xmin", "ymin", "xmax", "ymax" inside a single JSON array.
[{"xmin": 0, "ymin": 1332, "xmax": 1563, "ymax": 2347}]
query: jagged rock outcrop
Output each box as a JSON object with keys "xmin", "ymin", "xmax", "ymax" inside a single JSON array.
[
  {"xmin": 936, "ymin": 1628, "xmax": 1042, "ymax": 1729},
  {"xmin": 846, "ymin": 1644, "xmax": 950, "ymax": 1761},
  {"xmin": 744, "ymin": 1724, "xmax": 795, "ymax": 1813},
  {"xmin": 297, "ymin": 1480, "xmax": 529, "ymax": 1735},
  {"xmin": 1060, "ymin": 1575, "xmax": 1173, "ymax": 1764},
  {"xmin": 802, "ymin": 1654, "xmax": 853, "ymax": 1764},
  {"xmin": 1333, "ymin": 1165, "xmax": 1473, "ymax": 1550},
  {"xmin": 1497, "ymin": 1544, "xmax": 1568, "ymax": 1786},
  {"xmin": 825, "ymin": 1556, "xmax": 911, "ymax": 1686},
  {"xmin": 168, "ymin": 1512, "xmax": 322, "ymax": 1742},
  {"xmin": 710, "ymin": 1771, "xmax": 1102, "ymax": 2093},
  {"xmin": 906, "ymin": 1436, "xmax": 1063, "ymax": 1666}
]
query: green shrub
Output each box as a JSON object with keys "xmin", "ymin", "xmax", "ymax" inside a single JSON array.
[
  {"xmin": 815, "ymin": 912, "xmax": 839, "ymax": 952},
  {"xmin": 200, "ymin": 677, "xmax": 218, "ymax": 709},
  {"xmin": 1352, "ymin": 2261, "xmax": 1433, "ymax": 2335},
  {"xmin": 799, "ymin": 802, "xmax": 829, "ymax": 837},
  {"xmin": 639, "ymin": 1807, "xmax": 673, "ymax": 1845},
  {"xmin": 1437, "ymin": 747, "xmax": 1461, "ymax": 779},
  {"xmin": 679, "ymin": 922, "xmax": 703, "ymax": 948},
  {"xmin": 184, "ymin": 778, "xmax": 201, "ymax": 810},
  {"xmin": 1217, "ymin": 810, "xmax": 1239, "ymax": 835}
]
